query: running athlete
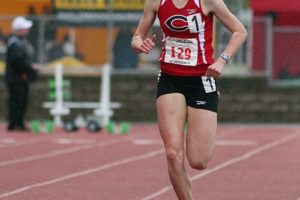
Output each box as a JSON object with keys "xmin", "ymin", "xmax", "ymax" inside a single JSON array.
[{"xmin": 131, "ymin": 0, "xmax": 247, "ymax": 199}]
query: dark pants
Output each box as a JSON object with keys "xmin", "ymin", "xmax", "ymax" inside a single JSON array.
[{"xmin": 7, "ymin": 82, "xmax": 29, "ymax": 129}]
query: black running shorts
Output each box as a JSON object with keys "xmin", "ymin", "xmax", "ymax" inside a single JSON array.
[{"xmin": 156, "ymin": 72, "xmax": 219, "ymax": 113}]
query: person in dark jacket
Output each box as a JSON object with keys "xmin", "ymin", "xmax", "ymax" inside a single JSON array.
[{"xmin": 4, "ymin": 16, "xmax": 38, "ymax": 131}]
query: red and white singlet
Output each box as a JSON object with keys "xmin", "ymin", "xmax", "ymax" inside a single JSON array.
[{"xmin": 158, "ymin": 0, "xmax": 214, "ymax": 76}]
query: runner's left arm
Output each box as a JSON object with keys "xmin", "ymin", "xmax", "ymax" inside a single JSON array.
[{"xmin": 205, "ymin": 0, "xmax": 247, "ymax": 77}]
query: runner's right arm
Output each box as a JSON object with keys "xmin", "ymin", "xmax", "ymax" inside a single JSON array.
[{"xmin": 131, "ymin": 0, "xmax": 159, "ymax": 54}]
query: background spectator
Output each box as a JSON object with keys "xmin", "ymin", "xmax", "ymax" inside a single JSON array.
[{"xmin": 4, "ymin": 16, "xmax": 38, "ymax": 131}]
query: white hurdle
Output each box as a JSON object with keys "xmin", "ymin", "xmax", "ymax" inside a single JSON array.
[
  {"xmin": 94, "ymin": 63, "xmax": 113, "ymax": 127},
  {"xmin": 43, "ymin": 63, "xmax": 120, "ymax": 127},
  {"xmin": 50, "ymin": 63, "xmax": 70, "ymax": 126}
]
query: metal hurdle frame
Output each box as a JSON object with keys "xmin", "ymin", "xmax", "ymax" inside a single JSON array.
[{"xmin": 43, "ymin": 63, "xmax": 121, "ymax": 127}]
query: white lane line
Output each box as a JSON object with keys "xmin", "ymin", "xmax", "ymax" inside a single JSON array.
[
  {"xmin": 132, "ymin": 128, "xmax": 250, "ymax": 146},
  {"xmin": 0, "ymin": 137, "xmax": 133, "ymax": 167},
  {"xmin": 54, "ymin": 138, "xmax": 96, "ymax": 145},
  {"xmin": 132, "ymin": 139, "xmax": 257, "ymax": 146},
  {"xmin": 0, "ymin": 137, "xmax": 55, "ymax": 149},
  {"xmin": 0, "ymin": 138, "xmax": 16, "ymax": 144},
  {"xmin": 132, "ymin": 139, "xmax": 163, "ymax": 145},
  {"xmin": 0, "ymin": 149, "xmax": 165, "ymax": 199},
  {"xmin": 216, "ymin": 127, "xmax": 248, "ymax": 139},
  {"xmin": 216, "ymin": 140, "xmax": 257, "ymax": 146},
  {"xmin": 141, "ymin": 132, "xmax": 300, "ymax": 200}
]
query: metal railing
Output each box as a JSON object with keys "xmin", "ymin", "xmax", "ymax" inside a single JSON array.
[{"xmin": 251, "ymin": 16, "xmax": 300, "ymax": 86}]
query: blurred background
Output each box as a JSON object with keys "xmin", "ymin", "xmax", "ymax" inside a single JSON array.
[{"xmin": 0, "ymin": 0, "xmax": 299, "ymax": 124}]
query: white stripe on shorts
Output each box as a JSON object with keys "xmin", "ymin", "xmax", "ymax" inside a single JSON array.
[{"xmin": 201, "ymin": 76, "xmax": 216, "ymax": 93}]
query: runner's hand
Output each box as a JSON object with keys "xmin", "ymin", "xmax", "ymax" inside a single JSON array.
[
  {"xmin": 132, "ymin": 34, "xmax": 156, "ymax": 54},
  {"xmin": 205, "ymin": 59, "xmax": 225, "ymax": 78}
]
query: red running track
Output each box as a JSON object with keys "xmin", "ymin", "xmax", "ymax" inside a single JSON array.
[{"xmin": 0, "ymin": 123, "xmax": 299, "ymax": 200}]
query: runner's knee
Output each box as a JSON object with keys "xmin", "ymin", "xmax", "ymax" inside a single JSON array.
[
  {"xmin": 191, "ymin": 161, "xmax": 207, "ymax": 170},
  {"xmin": 188, "ymin": 156, "xmax": 211, "ymax": 170},
  {"xmin": 166, "ymin": 148, "xmax": 184, "ymax": 167}
]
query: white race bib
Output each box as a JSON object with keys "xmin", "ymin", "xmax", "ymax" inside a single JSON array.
[{"xmin": 164, "ymin": 37, "xmax": 198, "ymax": 66}]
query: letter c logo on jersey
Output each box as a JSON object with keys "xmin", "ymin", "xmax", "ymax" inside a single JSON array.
[{"xmin": 165, "ymin": 15, "xmax": 188, "ymax": 32}]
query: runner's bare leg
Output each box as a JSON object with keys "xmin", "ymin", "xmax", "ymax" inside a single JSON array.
[{"xmin": 157, "ymin": 93, "xmax": 193, "ymax": 200}]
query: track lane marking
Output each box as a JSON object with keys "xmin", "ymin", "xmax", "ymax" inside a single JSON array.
[
  {"xmin": 132, "ymin": 139, "xmax": 257, "ymax": 146},
  {"xmin": 0, "ymin": 137, "xmax": 55, "ymax": 149},
  {"xmin": 54, "ymin": 138, "xmax": 96, "ymax": 144},
  {"xmin": 0, "ymin": 138, "xmax": 16, "ymax": 144},
  {"xmin": 0, "ymin": 137, "xmax": 135, "ymax": 167},
  {"xmin": 141, "ymin": 131, "xmax": 300, "ymax": 200},
  {"xmin": 0, "ymin": 126, "xmax": 285, "ymax": 199},
  {"xmin": 216, "ymin": 140, "xmax": 257, "ymax": 146},
  {"xmin": 0, "ymin": 149, "xmax": 165, "ymax": 199}
]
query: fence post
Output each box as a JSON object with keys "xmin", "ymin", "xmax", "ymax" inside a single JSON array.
[{"xmin": 265, "ymin": 16, "xmax": 273, "ymax": 84}]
